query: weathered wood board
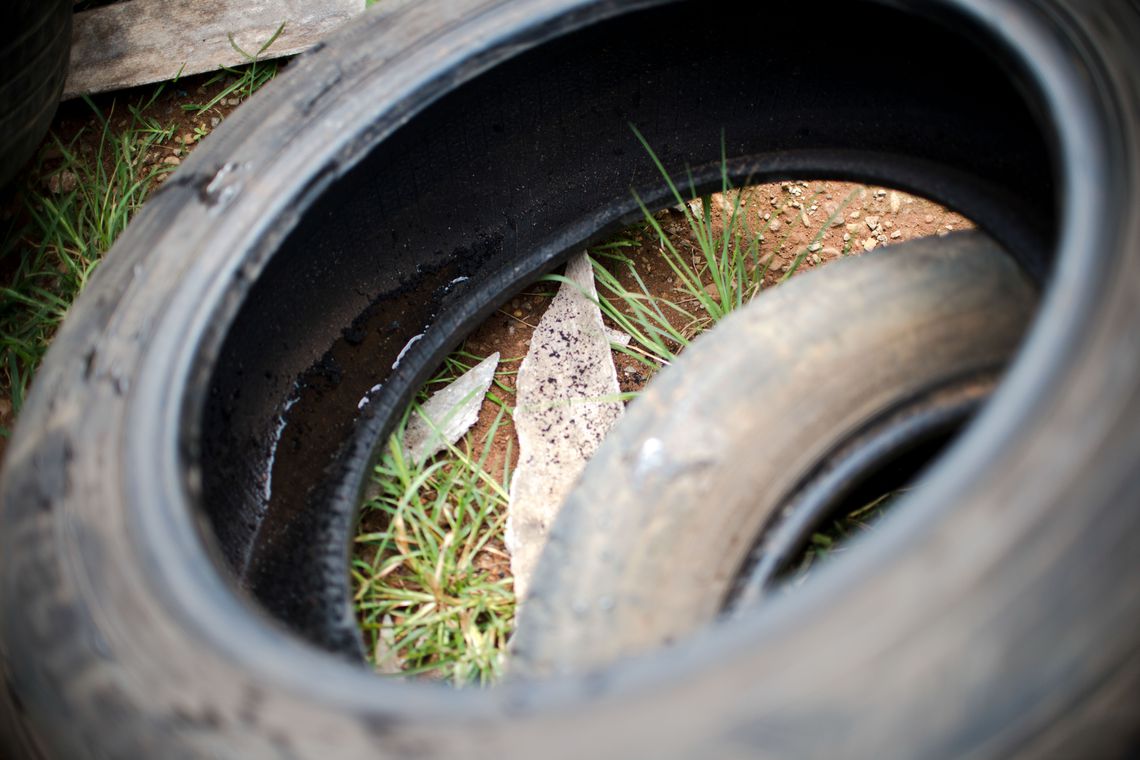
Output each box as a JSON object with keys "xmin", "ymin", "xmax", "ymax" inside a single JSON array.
[{"xmin": 64, "ymin": 0, "xmax": 364, "ymax": 99}]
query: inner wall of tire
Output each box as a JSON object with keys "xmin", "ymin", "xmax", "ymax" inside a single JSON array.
[{"xmin": 199, "ymin": 0, "xmax": 1056, "ymax": 653}]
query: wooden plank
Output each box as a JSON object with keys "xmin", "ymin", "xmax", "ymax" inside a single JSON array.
[{"xmin": 63, "ymin": 0, "xmax": 364, "ymax": 99}]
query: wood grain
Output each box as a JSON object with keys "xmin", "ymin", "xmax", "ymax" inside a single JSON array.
[{"xmin": 63, "ymin": 0, "xmax": 363, "ymax": 99}]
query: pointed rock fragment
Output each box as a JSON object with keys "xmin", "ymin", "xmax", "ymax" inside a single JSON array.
[
  {"xmin": 506, "ymin": 253, "xmax": 624, "ymax": 599},
  {"xmin": 402, "ymin": 352, "xmax": 499, "ymax": 462}
]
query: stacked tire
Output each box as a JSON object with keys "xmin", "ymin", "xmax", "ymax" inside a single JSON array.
[
  {"xmin": 1, "ymin": 0, "xmax": 1138, "ymax": 757},
  {"xmin": 0, "ymin": 0, "xmax": 70, "ymax": 188}
]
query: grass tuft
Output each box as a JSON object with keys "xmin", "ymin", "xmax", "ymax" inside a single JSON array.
[
  {"xmin": 2, "ymin": 54, "xmax": 287, "ymax": 434},
  {"xmin": 1, "ymin": 91, "xmax": 176, "ymax": 422},
  {"xmin": 783, "ymin": 488, "xmax": 907, "ymax": 586},
  {"xmin": 181, "ymin": 23, "xmax": 284, "ymax": 115},
  {"xmin": 353, "ymin": 354, "xmax": 517, "ymax": 686},
  {"xmin": 586, "ymin": 127, "xmax": 858, "ymax": 374}
]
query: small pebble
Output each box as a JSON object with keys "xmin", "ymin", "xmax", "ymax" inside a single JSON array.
[
  {"xmin": 46, "ymin": 170, "xmax": 77, "ymax": 194},
  {"xmin": 824, "ymin": 203, "xmax": 844, "ymax": 226},
  {"xmin": 890, "ymin": 230, "xmax": 902, "ymax": 239}
]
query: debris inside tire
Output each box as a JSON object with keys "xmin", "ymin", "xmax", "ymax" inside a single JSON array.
[
  {"xmin": 402, "ymin": 352, "xmax": 500, "ymax": 463},
  {"xmin": 505, "ymin": 253, "xmax": 624, "ymax": 599}
]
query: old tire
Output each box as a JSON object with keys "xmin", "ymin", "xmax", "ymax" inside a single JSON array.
[
  {"xmin": 0, "ymin": 0, "xmax": 70, "ymax": 189},
  {"xmin": 511, "ymin": 232, "xmax": 1037, "ymax": 673},
  {"xmin": 2, "ymin": 0, "xmax": 1139, "ymax": 757}
]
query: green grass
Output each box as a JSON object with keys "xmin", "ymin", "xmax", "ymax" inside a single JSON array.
[
  {"xmin": 1, "ymin": 47, "xmax": 287, "ymax": 435},
  {"xmin": 0, "ymin": 91, "xmax": 177, "ymax": 424},
  {"xmin": 586, "ymin": 128, "xmax": 858, "ymax": 374},
  {"xmin": 352, "ymin": 353, "xmax": 518, "ymax": 685},
  {"xmin": 783, "ymin": 488, "xmax": 908, "ymax": 586},
  {"xmin": 181, "ymin": 23, "xmax": 284, "ymax": 115}
]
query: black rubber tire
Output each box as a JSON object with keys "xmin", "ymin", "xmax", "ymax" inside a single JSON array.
[
  {"xmin": 0, "ymin": 0, "xmax": 71, "ymax": 189},
  {"xmin": 510, "ymin": 232, "xmax": 1037, "ymax": 673},
  {"xmin": 2, "ymin": 0, "xmax": 1139, "ymax": 757}
]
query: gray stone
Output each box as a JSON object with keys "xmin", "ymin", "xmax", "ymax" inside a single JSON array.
[
  {"xmin": 402, "ymin": 352, "xmax": 500, "ymax": 463},
  {"xmin": 605, "ymin": 326, "xmax": 632, "ymax": 347},
  {"xmin": 506, "ymin": 253, "xmax": 624, "ymax": 600}
]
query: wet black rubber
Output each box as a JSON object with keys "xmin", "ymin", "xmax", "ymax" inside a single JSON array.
[{"xmin": 1, "ymin": 0, "xmax": 1139, "ymax": 757}]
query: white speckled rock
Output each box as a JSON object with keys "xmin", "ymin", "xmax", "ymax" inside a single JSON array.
[
  {"xmin": 506, "ymin": 253, "xmax": 624, "ymax": 600},
  {"xmin": 402, "ymin": 352, "xmax": 499, "ymax": 463}
]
